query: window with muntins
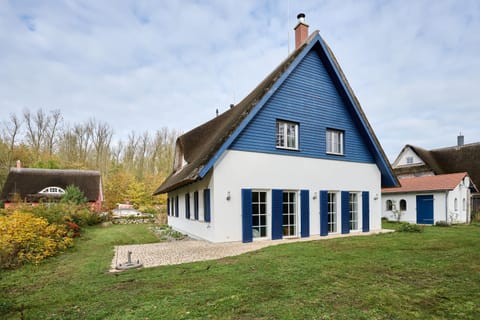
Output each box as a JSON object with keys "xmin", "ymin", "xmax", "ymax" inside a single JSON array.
[
  {"xmin": 252, "ymin": 191, "xmax": 267, "ymax": 238},
  {"xmin": 350, "ymin": 193, "xmax": 358, "ymax": 230},
  {"xmin": 328, "ymin": 192, "xmax": 337, "ymax": 233},
  {"xmin": 282, "ymin": 191, "xmax": 297, "ymax": 236},
  {"xmin": 326, "ymin": 129, "xmax": 344, "ymax": 155},
  {"xmin": 406, "ymin": 156, "xmax": 414, "ymax": 164},
  {"xmin": 454, "ymin": 198, "xmax": 458, "ymax": 211},
  {"xmin": 276, "ymin": 120, "xmax": 298, "ymax": 150}
]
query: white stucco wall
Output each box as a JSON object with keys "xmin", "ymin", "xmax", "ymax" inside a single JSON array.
[
  {"xmin": 207, "ymin": 150, "xmax": 382, "ymax": 242},
  {"xmin": 166, "ymin": 172, "xmax": 217, "ymax": 242},
  {"xmin": 382, "ymin": 178, "xmax": 470, "ymax": 224},
  {"xmin": 382, "ymin": 192, "xmax": 446, "ymax": 224}
]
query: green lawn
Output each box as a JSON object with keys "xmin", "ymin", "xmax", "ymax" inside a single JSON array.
[{"xmin": 1, "ymin": 222, "xmax": 480, "ymax": 319}]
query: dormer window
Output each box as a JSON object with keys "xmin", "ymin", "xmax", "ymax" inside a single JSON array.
[
  {"xmin": 39, "ymin": 186, "xmax": 66, "ymax": 195},
  {"xmin": 173, "ymin": 140, "xmax": 188, "ymax": 171}
]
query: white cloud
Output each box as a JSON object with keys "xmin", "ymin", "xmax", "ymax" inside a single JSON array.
[{"xmin": 0, "ymin": 0, "xmax": 479, "ymax": 161}]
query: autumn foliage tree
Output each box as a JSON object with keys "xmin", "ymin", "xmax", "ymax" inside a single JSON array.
[{"xmin": 0, "ymin": 108, "xmax": 178, "ymax": 209}]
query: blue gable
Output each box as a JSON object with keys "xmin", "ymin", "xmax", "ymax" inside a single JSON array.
[
  {"xmin": 198, "ymin": 33, "xmax": 397, "ymax": 187},
  {"xmin": 229, "ymin": 49, "xmax": 374, "ymax": 163}
]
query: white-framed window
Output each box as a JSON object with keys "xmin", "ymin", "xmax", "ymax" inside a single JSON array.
[
  {"xmin": 276, "ymin": 120, "xmax": 298, "ymax": 150},
  {"xmin": 328, "ymin": 192, "xmax": 337, "ymax": 233},
  {"xmin": 39, "ymin": 186, "xmax": 66, "ymax": 195},
  {"xmin": 350, "ymin": 193, "xmax": 358, "ymax": 230},
  {"xmin": 326, "ymin": 129, "xmax": 344, "ymax": 155},
  {"xmin": 406, "ymin": 156, "xmax": 414, "ymax": 164},
  {"xmin": 454, "ymin": 198, "xmax": 458, "ymax": 211},
  {"xmin": 400, "ymin": 199, "xmax": 407, "ymax": 211},
  {"xmin": 252, "ymin": 191, "xmax": 267, "ymax": 238},
  {"xmin": 462, "ymin": 198, "xmax": 466, "ymax": 211},
  {"xmin": 282, "ymin": 191, "xmax": 297, "ymax": 236}
]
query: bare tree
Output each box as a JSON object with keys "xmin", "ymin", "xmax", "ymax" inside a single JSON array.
[
  {"xmin": 45, "ymin": 109, "xmax": 63, "ymax": 155},
  {"xmin": 23, "ymin": 109, "xmax": 49, "ymax": 159}
]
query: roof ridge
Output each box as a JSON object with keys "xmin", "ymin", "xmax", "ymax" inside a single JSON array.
[
  {"xmin": 10, "ymin": 167, "xmax": 101, "ymax": 175},
  {"xmin": 431, "ymin": 141, "xmax": 480, "ymax": 151}
]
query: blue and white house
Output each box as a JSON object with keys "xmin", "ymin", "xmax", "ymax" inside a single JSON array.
[{"xmin": 154, "ymin": 14, "xmax": 398, "ymax": 243}]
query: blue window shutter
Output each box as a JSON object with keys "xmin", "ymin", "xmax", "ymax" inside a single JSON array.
[
  {"xmin": 204, "ymin": 189, "xmax": 211, "ymax": 222},
  {"xmin": 185, "ymin": 193, "xmax": 190, "ymax": 219},
  {"xmin": 194, "ymin": 191, "xmax": 199, "ymax": 220},
  {"xmin": 175, "ymin": 196, "xmax": 179, "ymax": 217},
  {"xmin": 167, "ymin": 198, "xmax": 170, "ymax": 216},
  {"xmin": 341, "ymin": 191, "xmax": 350, "ymax": 234},
  {"xmin": 320, "ymin": 191, "xmax": 328, "ymax": 236},
  {"xmin": 300, "ymin": 190, "xmax": 310, "ymax": 237},
  {"xmin": 241, "ymin": 189, "xmax": 253, "ymax": 243},
  {"xmin": 271, "ymin": 189, "xmax": 283, "ymax": 240},
  {"xmin": 362, "ymin": 191, "xmax": 370, "ymax": 232}
]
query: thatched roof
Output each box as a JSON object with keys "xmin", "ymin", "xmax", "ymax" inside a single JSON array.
[
  {"xmin": 394, "ymin": 143, "xmax": 480, "ymax": 188},
  {"xmin": 1, "ymin": 167, "xmax": 102, "ymax": 202}
]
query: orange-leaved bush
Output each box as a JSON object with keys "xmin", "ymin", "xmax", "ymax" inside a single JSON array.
[{"xmin": 0, "ymin": 211, "xmax": 73, "ymax": 269}]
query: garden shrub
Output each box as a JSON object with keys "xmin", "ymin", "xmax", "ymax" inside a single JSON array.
[
  {"xmin": 397, "ymin": 222, "xmax": 424, "ymax": 233},
  {"xmin": 0, "ymin": 211, "xmax": 73, "ymax": 269}
]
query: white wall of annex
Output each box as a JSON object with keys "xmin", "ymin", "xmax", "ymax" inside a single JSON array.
[{"xmin": 211, "ymin": 150, "xmax": 382, "ymax": 242}]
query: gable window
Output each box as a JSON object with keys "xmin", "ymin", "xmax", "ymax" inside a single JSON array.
[
  {"xmin": 386, "ymin": 200, "xmax": 393, "ymax": 211},
  {"xmin": 406, "ymin": 156, "xmax": 414, "ymax": 164},
  {"xmin": 276, "ymin": 120, "xmax": 298, "ymax": 150},
  {"xmin": 400, "ymin": 199, "xmax": 407, "ymax": 211},
  {"xmin": 326, "ymin": 129, "xmax": 344, "ymax": 155}
]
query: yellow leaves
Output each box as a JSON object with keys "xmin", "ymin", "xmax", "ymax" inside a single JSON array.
[{"xmin": 0, "ymin": 211, "xmax": 73, "ymax": 269}]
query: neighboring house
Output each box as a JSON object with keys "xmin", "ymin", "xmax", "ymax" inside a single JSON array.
[
  {"xmin": 382, "ymin": 172, "xmax": 477, "ymax": 224},
  {"xmin": 1, "ymin": 161, "xmax": 103, "ymax": 211},
  {"xmin": 391, "ymin": 135, "xmax": 480, "ymax": 213},
  {"xmin": 154, "ymin": 14, "xmax": 398, "ymax": 243}
]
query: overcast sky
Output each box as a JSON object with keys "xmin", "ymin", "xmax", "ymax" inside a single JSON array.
[{"xmin": 1, "ymin": 0, "xmax": 479, "ymax": 161}]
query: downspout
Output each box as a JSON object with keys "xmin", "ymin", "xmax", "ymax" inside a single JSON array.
[{"xmin": 445, "ymin": 190, "xmax": 449, "ymax": 223}]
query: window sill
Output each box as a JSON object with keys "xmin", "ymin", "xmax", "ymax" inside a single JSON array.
[
  {"xmin": 326, "ymin": 152, "xmax": 344, "ymax": 156},
  {"xmin": 276, "ymin": 146, "xmax": 300, "ymax": 151}
]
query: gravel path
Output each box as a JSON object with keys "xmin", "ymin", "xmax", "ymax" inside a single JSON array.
[{"xmin": 110, "ymin": 229, "xmax": 394, "ymax": 272}]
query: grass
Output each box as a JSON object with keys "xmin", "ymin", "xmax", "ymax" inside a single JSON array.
[{"xmin": 1, "ymin": 222, "xmax": 480, "ymax": 319}]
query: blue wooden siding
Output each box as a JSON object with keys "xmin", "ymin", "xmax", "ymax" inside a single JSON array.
[
  {"xmin": 362, "ymin": 191, "xmax": 370, "ymax": 232},
  {"xmin": 341, "ymin": 191, "xmax": 350, "ymax": 234},
  {"xmin": 203, "ymin": 189, "xmax": 211, "ymax": 222},
  {"xmin": 319, "ymin": 191, "xmax": 328, "ymax": 236},
  {"xmin": 271, "ymin": 189, "xmax": 283, "ymax": 240},
  {"xmin": 229, "ymin": 50, "xmax": 374, "ymax": 164},
  {"xmin": 241, "ymin": 189, "xmax": 253, "ymax": 243}
]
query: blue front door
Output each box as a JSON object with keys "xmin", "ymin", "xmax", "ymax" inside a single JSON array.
[{"xmin": 416, "ymin": 195, "xmax": 434, "ymax": 224}]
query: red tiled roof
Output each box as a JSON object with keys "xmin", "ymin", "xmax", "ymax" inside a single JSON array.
[{"xmin": 382, "ymin": 172, "xmax": 468, "ymax": 194}]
